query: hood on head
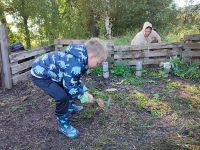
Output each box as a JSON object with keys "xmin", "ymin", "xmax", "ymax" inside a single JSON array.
[
  {"xmin": 64, "ymin": 44, "xmax": 88, "ymax": 65},
  {"xmin": 142, "ymin": 21, "xmax": 152, "ymax": 32}
]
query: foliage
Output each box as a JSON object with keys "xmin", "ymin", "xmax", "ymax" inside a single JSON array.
[
  {"xmin": 1, "ymin": 0, "xmax": 199, "ymax": 47},
  {"xmin": 90, "ymin": 66, "xmax": 102, "ymax": 76},
  {"xmin": 89, "ymin": 88, "xmax": 108, "ymax": 99},
  {"xmin": 131, "ymin": 90, "xmax": 171, "ymax": 116},
  {"xmin": 123, "ymin": 76, "xmax": 144, "ymax": 86},
  {"xmin": 170, "ymin": 56, "xmax": 200, "ymax": 81},
  {"xmin": 78, "ymin": 107, "xmax": 96, "ymax": 119},
  {"xmin": 111, "ymin": 62, "xmax": 132, "ymax": 77},
  {"xmin": 142, "ymin": 67, "xmax": 165, "ymax": 78}
]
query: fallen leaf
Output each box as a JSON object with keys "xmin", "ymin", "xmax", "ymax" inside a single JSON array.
[
  {"xmin": 0, "ymin": 102, "xmax": 6, "ymax": 107},
  {"xmin": 95, "ymin": 98, "xmax": 105, "ymax": 108},
  {"xmin": 115, "ymin": 80, "xmax": 124, "ymax": 85},
  {"xmin": 105, "ymin": 88, "xmax": 117, "ymax": 92},
  {"xmin": 21, "ymin": 96, "xmax": 29, "ymax": 101}
]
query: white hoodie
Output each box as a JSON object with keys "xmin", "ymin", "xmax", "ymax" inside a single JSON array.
[{"xmin": 131, "ymin": 22, "xmax": 161, "ymax": 45}]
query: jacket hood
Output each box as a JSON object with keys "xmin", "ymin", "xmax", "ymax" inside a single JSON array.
[
  {"xmin": 64, "ymin": 44, "xmax": 88, "ymax": 64},
  {"xmin": 142, "ymin": 21, "xmax": 153, "ymax": 33}
]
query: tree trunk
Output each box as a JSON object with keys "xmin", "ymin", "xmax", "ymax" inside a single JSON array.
[
  {"xmin": 23, "ymin": 17, "xmax": 31, "ymax": 49},
  {"xmin": 21, "ymin": 0, "xmax": 31, "ymax": 49}
]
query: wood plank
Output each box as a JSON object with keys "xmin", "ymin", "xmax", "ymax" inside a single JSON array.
[
  {"xmin": 185, "ymin": 43, "xmax": 200, "ymax": 50},
  {"xmin": 127, "ymin": 58, "xmax": 168, "ymax": 66},
  {"xmin": 12, "ymin": 70, "xmax": 31, "ymax": 85},
  {"xmin": 0, "ymin": 44, "xmax": 2, "ymax": 86},
  {"xmin": 114, "ymin": 49, "xmax": 180, "ymax": 59},
  {"xmin": 54, "ymin": 39, "xmax": 87, "ymax": 45},
  {"xmin": 54, "ymin": 39, "xmax": 113, "ymax": 48},
  {"xmin": 187, "ymin": 51, "xmax": 200, "ymax": 57},
  {"xmin": 184, "ymin": 34, "xmax": 200, "ymax": 41},
  {"xmin": 114, "ymin": 42, "xmax": 183, "ymax": 52},
  {"xmin": 11, "ymin": 59, "xmax": 34, "ymax": 74},
  {"xmin": 0, "ymin": 25, "xmax": 12, "ymax": 89},
  {"xmin": 9, "ymin": 45, "xmax": 54, "ymax": 63}
]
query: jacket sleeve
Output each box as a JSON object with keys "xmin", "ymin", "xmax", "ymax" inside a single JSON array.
[
  {"xmin": 131, "ymin": 32, "xmax": 143, "ymax": 45},
  {"xmin": 62, "ymin": 61, "xmax": 87, "ymax": 100},
  {"xmin": 153, "ymin": 30, "xmax": 162, "ymax": 43}
]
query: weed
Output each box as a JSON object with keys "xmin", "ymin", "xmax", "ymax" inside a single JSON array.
[
  {"xmin": 149, "ymin": 69, "xmax": 165, "ymax": 78},
  {"xmin": 130, "ymin": 90, "xmax": 171, "ymax": 116},
  {"xmin": 172, "ymin": 96, "xmax": 193, "ymax": 106},
  {"xmin": 90, "ymin": 66, "xmax": 102, "ymax": 76},
  {"xmin": 170, "ymin": 56, "xmax": 200, "ymax": 81},
  {"xmin": 89, "ymin": 88, "xmax": 108, "ymax": 99},
  {"xmin": 111, "ymin": 62, "xmax": 132, "ymax": 77},
  {"xmin": 152, "ymin": 93, "xmax": 160, "ymax": 100},
  {"xmin": 123, "ymin": 76, "xmax": 144, "ymax": 86},
  {"xmin": 142, "ymin": 67, "xmax": 165, "ymax": 78},
  {"xmin": 78, "ymin": 107, "xmax": 96, "ymax": 119},
  {"xmin": 111, "ymin": 92, "xmax": 131, "ymax": 107}
]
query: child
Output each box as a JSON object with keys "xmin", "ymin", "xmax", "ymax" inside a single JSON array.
[{"xmin": 31, "ymin": 38, "xmax": 107, "ymax": 139}]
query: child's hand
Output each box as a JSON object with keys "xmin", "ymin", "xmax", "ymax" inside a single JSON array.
[
  {"xmin": 87, "ymin": 93, "xmax": 94, "ymax": 103},
  {"xmin": 80, "ymin": 92, "xmax": 94, "ymax": 103}
]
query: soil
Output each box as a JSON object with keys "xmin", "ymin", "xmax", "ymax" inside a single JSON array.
[{"xmin": 0, "ymin": 74, "xmax": 199, "ymax": 150}]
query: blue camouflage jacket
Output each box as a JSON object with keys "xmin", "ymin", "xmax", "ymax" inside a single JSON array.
[{"xmin": 31, "ymin": 44, "xmax": 88, "ymax": 99}]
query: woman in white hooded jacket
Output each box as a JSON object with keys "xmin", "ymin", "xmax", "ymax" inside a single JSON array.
[{"xmin": 131, "ymin": 21, "xmax": 161, "ymax": 45}]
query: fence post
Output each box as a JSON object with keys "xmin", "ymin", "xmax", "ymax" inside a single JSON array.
[{"xmin": 0, "ymin": 25, "xmax": 12, "ymax": 89}]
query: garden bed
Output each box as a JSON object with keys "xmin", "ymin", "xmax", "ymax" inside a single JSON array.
[{"xmin": 0, "ymin": 68, "xmax": 200, "ymax": 150}]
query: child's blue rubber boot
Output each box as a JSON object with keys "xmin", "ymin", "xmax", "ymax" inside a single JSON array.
[
  {"xmin": 68, "ymin": 101, "xmax": 83, "ymax": 113},
  {"xmin": 57, "ymin": 114, "xmax": 79, "ymax": 139}
]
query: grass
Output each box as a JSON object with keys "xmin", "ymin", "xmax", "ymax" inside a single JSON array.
[
  {"xmin": 123, "ymin": 76, "xmax": 145, "ymax": 86},
  {"xmin": 78, "ymin": 107, "xmax": 96, "ymax": 119},
  {"xmin": 130, "ymin": 90, "xmax": 171, "ymax": 116}
]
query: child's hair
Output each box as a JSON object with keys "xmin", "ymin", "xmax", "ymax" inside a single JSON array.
[{"xmin": 85, "ymin": 38, "xmax": 108, "ymax": 60}]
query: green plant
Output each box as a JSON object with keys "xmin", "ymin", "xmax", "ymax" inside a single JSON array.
[
  {"xmin": 78, "ymin": 107, "xmax": 96, "ymax": 119},
  {"xmin": 149, "ymin": 69, "xmax": 165, "ymax": 78},
  {"xmin": 89, "ymin": 88, "xmax": 108, "ymax": 99},
  {"xmin": 152, "ymin": 93, "xmax": 160, "ymax": 100},
  {"xmin": 170, "ymin": 56, "xmax": 200, "ymax": 81},
  {"xmin": 111, "ymin": 62, "xmax": 132, "ymax": 77},
  {"xmin": 123, "ymin": 76, "xmax": 144, "ymax": 86},
  {"xmin": 90, "ymin": 66, "xmax": 102, "ymax": 76}
]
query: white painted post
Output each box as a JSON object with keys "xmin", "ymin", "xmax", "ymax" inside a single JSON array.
[{"xmin": 0, "ymin": 25, "xmax": 12, "ymax": 89}]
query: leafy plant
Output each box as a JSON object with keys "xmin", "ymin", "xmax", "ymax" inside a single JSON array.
[
  {"xmin": 170, "ymin": 56, "xmax": 200, "ymax": 81},
  {"xmin": 111, "ymin": 62, "xmax": 132, "ymax": 77},
  {"xmin": 78, "ymin": 107, "xmax": 96, "ymax": 119},
  {"xmin": 90, "ymin": 66, "xmax": 102, "ymax": 76},
  {"xmin": 123, "ymin": 76, "xmax": 144, "ymax": 86}
]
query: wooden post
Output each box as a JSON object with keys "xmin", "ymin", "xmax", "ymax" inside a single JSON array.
[
  {"xmin": 0, "ymin": 25, "xmax": 12, "ymax": 89},
  {"xmin": 0, "ymin": 42, "xmax": 2, "ymax": 87}
]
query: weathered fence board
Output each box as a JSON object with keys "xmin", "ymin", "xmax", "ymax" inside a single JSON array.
[
  {"xmin": 11, "ymin": 59, "xmax": 34, "ymax": 74},
  {"xmin": 12, "ymin": 70, "xmax": 30, "ymax": 85},
  {"xmin": 0, "ymin": 44, "xmax": 2, "ymax": 87},
  {"xmin": 114, "ymin": 49, "xmax": 180, "ymax": 59},
  {"xmin": 9, "ymin": 45, "xmax": 54, "ymax": 63},
  {"xmin": 54, "ymin": 39, "xmax": 114, "ymax": 62},
  {"xmin": 0, "ymin": 25, "xmax": 12, "ymax": 89},
  {"xmin": 114, "ymin": 42, "xmax": 183, "ymax": 52},
  {"xmin": 184, "ymin": 34, "xmax": 200, "ymax": 41},
  {"xmin": 9, "ymin": 45, "xmax": 55, "ymax": 85},
  {"xmin": 121, "ymin": 58, "xmax": 168, "ymax": 65}
]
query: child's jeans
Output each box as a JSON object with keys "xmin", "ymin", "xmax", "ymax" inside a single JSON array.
[{"xmin": 31, "ymin": 75, "xmax": 71, "ymax": 116}]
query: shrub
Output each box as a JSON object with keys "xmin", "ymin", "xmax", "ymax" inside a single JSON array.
[
  {"xmin": 111, "ymin": 62, "xmax": 132, "ymax": 77},
  {"xmin": 170, "ymin": 56, "xmax": 200, "ymax": 81}
]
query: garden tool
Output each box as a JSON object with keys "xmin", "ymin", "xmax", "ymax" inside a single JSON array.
[{"xmin": 94, "ymin": 96, "xmax": 111, "ymax": 112}]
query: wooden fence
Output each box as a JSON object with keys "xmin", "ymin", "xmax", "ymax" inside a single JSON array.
[
  {"xmin": 54, "ymin": 39, "xmax": 114, "ymax": 63},
  {"xmin": 0, "ymin": 24, "xmax": 199, "ymax": 89},
  {"xmin": 9, "ymin": 45, "xmax": 55, "ymax": 85},
  {"xmin": 114, "ymin": 35, "xmax": 200, "ymax": 66}
]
